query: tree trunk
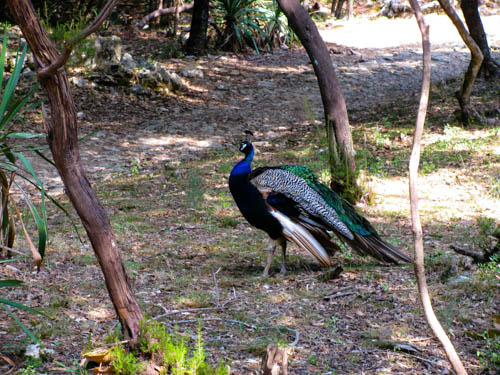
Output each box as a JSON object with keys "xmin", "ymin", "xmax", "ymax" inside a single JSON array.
[
  {"xmin": 185, "ymin": 0, "xmax": 209, "ymax": 55},
  {"xmin": 408, "ymin": 0, "xmax": 468, "ymax": 373},
  {"xmin": 347, "ymin": 0, "xmax": 353, "ymax": 19},
  {"xmin": 7, "ymin": 0, "xmax": 144, "ymax": 343},
  {"xmin": 438, "ymin": 0, "xmax": 483, "ymax": 125},
  {"xmin": 334, "ymin": 0, "xmax": 345, "ymax": 19},
  {"xmin": 461, "ymin": 0, "xmax": 500, "ymax": 78},
  {"xmin": 277, "ymin": 0, "xmax": 357, "ymax": 198},
  {"xmin": 330, "ymin": 0, "xmax": 337, "ymax": 15}
]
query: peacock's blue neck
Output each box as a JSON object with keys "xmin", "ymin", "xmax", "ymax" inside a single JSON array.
[{"xmin": 230, "ymin": 149, "xmax": 254, "ymax": 177}]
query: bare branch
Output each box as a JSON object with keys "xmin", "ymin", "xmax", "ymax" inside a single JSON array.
[
  {"xmin": 38, "ymin": 0, "xmax": 119, "ymax": 78},
  {"xmin": 450, "ymin": 243, "xmax": 500, "ymax": 263},
  {"xmin": 408, "ymin": 1, "xmax": 468, "ymax": 374},
  {"xmin": 136, "ymin": 3, "xmax": 195, "ymax": 28}
]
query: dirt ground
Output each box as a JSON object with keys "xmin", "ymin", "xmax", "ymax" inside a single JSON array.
[{"xmin": 1, "ymin": 12, "xmax": 500, "ymax": 375}]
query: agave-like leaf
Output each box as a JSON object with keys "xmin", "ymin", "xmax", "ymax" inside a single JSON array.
[
  {"xmin": 0, "ymin": 27, "xmax": 7, "ymax": 88},
  {"xmin": 6, "ymin": 131, "xmax": 45, "ymax": 139},
  {"xmin": 0, "ymin": 304, "xmax": 40, "ymax": 343},
  {"xmin": 0, "ymin": 82, "xmax": 40, "ymax": 130},
  {"xmin": 0, "ymin": 279, "xmax": 23, "ymax": 287},
  {"xmin": 0, "ymin": 257, "xmax": 25, "ymax": 264},
  {"xmin": 0, "ymin": 41, "xmax": 27, "ymax": 123},
  {"xmin": 15, "ymin": 181, "xmax": 47, "ymax": 261}
]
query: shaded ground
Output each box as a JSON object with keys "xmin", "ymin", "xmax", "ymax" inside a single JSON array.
[{"xmin": 1, "ymin": 13, "xmax": 500, "ymax": 375}]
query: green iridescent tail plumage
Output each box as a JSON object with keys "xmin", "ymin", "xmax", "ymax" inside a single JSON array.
[{"xmin": 279, "ymin": 165, "xmax": 376, "ymax": 236}]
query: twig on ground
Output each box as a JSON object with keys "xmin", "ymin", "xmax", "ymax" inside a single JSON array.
[
  {"xmin": 213, "ymin": 267, "xmax": 221, "ymax": 307},
  {"xmin": 172, "ymin": 317, "xmax": 300, "ymax": 347}
]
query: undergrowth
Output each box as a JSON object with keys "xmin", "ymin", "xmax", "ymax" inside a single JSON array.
[{"xmin": 95, "ymin": 319, "xmax": 229, "ymax": 375}]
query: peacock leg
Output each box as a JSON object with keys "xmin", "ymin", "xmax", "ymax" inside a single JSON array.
[
  {"xmin": 263, "ymin": 239, "xmax": 278, "ymax": 277},
  {"xmin": 279, "ymin": 238, "xmax": 287, "ymax": 274}
]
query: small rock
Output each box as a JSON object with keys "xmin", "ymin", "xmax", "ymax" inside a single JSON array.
[
  {"xmin": 131, "ymin": 83, "xmax": 149, "ymax": 96},
  {"xmin": 25, "ymin": 343, "xmax": 40, "ymax": 359},
  {"xmin": 71, "ymin": 77, "xmax": 89, "ymax": 88},
  {"xmin": 121, "ymin": 52, "xmax": 136, "ymax": 70},
  {"xmin": 182, "ymin": 68, "xmax": 204, "ymax": 79},
  {"xmin": 77, "ymin": 111, "xmax": 84, "ymax": 119},
  {"xmin": 216, "ymin": 83, "xmax": 228, "ymax": 91},
  {"xmin": 22, "ymin": 68, "xmax": 37, "ymax": 81}
]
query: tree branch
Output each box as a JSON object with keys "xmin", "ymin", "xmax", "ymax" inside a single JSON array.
[
  {"xmin": 408, "ymin": 1, "xmax": 468, "ymax": 374},
  {"xmin": 38, "ymin": 0, "xmax": 119, "ymax": 78},
  {"xmin": 136, "ymin": 3, "xmax": 195, "ymax": 28}
]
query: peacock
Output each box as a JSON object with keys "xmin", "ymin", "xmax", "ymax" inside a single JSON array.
[{"xmin": 229, "ymin": 139, "xmax": 412, "ymax": 276}]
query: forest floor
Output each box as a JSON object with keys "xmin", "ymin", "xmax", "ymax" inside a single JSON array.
[{"xmin": 1, "ymin": 12, "xmax": 500, "ymax": 375}]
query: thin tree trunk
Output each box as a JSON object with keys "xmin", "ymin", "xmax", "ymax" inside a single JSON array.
[
  {"xmin": 438, "ymin": 0, "xmax": 483, "ymax": 125},
  {"xmin": 334, "ymin": 0, "xmax": 345, "ymax": 18},
  {"xmin": 277, "ymin": 0, "xmax": 357, "ymax": 198},
  {"xmin": 330, "ymin": 0, "xmax": 337, "ymax": 15},
  {"xmin": 461, "ymin": 0, "xmax": 500, "ymax": 78},
  {"xmin": 408, "ymin": 0, "xmax": 468, "ymax": 374},
  {"xmin": 173, "ymin": 0, "xmax": 181, "ymax": 36},
  {"xmin": 347, "ymin": 0, "xmax": 353, "ymax": 19},
  {"xmin": 7, "ymin": 0, "xmax": 144, "ymax": 343},
  {"xmin": 185, "ymin": 0, "xmax": 209, "ymax": 55}
]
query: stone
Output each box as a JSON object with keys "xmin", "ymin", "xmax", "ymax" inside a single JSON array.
[
  {"xmin": 71, "ymin": 76, "xmax": 90, "ymax": 88},
  {"xmin": 216, "ymin": 83, "xmax": 228, "ymax": 91},
  {"xmin": 121, "ymin": 52, "xmax": 137, "ymax": 70},
  {"xmin": 131, "ymin": 83, "xmax": 149, "ymax": 96},
  {"xmin": 95, "ymin": 36, "xmax": 122, "ymax": 63},
  {"xmin": 182, "ymin": 68, "xmax": 204, "ymax": 79}
]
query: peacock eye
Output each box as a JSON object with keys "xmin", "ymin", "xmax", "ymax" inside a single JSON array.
[{"xmin": 240, "ymin": 143, "xmax": 247, "ymax": 151}]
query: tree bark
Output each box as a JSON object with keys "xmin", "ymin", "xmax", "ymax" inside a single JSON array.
[
  {"xmin": 347, "ymin": 0, "xmax": 353, "ymax": 19},
  {"xmin": 438, "ymin": 0, "xmax": 483, "ymax": 125},
  {"xmin": 7, "ymin": 0, "xmax": 144, "ymax": 343},
  {"xmin": 334, "ymin": 0, "xmax": 345, "ymax": 19},
  {"xmin": 461, "ymin": 0, "xmax": 500, "ymax": 78},
  {"xmin": 185, "ymin": 0, "xmax": 209, "ymax": 55},
  {"xmin": 277, "ymin": 0, "xmax": 357, "ymax": 197},
  {"xmin": 408, "ymin": 1, "xmax": 468, "ymax": 374}
]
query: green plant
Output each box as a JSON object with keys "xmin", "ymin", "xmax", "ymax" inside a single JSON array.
[
  {"xmin": 185, "ymin": 172, "xmax": 205, "ymax": 210},
  {"xmin": 0, "ymin": 259, "xmax": 46, "ymax": 342},
  {"xmin": 214, "ymin": 0, "xmax": 272, "ymax": 52},
  {"xmin": 262, "ymin": 0, "xmax": 297, "ymax": 48},
  {"xmin": 477, "ymin": 332, "xmax": 500, "ymax": 372},
  {"xmin": 0, "ymin": 27, "xmax": 52, "ymax": 342},
  {"xmin": 110, "ymin": 346, "xmax": 144, "ymax": 375},
  {"xmin": 40, "ymin": 7, "xmax": 97, "ymax": 67},
  {"xmin": 136, "ymin": 319, "xmax": 229, "ymax": 375}
]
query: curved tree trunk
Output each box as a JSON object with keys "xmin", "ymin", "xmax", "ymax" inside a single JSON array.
[
  {"xmin": 408, "ymin": 0, "xmax": 468, "ymax": 373},
  {"xmin": 276, "ymin": 0, "xmax": 357, "ymax": 199},
  {"xmin": 461, "ymin": 0, "xmax": 500, "ymax": 79},
  {"xmin": 185, "ymin": 0, "xmax": 209, "ymax": 55},
  {"xmin": 7, "ymin": 0, "xmax": 144, "ymax": 343},
  {"xmin": 438, "ymin": 0, "xmax": 483, "ymax": 125}
]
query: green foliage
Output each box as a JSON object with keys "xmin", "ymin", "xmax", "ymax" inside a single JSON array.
[
  {"xmin": 40, "ymin": 8, "xmax": 97, "ymax": 67},
  {"xmin": 475, "ymin": 216, "xmax": 499, "ymax": 256},
  {"xmin": 0, "ymin": 27, "xmax": 53, "ymax": 342},
  {"xmin": 104, "ymin": 319, "xmax": 229, "ymax": 375},
  {"xmin": 261, "ymin": 0, "xmax": 297, "ymax": 48},
  {"xmin": 214, "ymin": 0, "xmax": 274, "ymax": 52},
  {"xmin": 477, "ymin": 332, "xmax": 500, "ymax": 372},
  {"xmin": 17, "ymin": 357, "xmax": 44, "ymax": 375},
  {"xmin": 110, "ymin": 346, "xmax": 144, "ymax": 375},
  {"xmin": 185, "ymin": 172, "xmax": 205, "ymax": 210}
]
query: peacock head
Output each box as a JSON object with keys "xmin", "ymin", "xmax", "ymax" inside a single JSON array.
[{"xmin": 239, "ymin": 141, "xmax": 254, "ymax": 157}]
